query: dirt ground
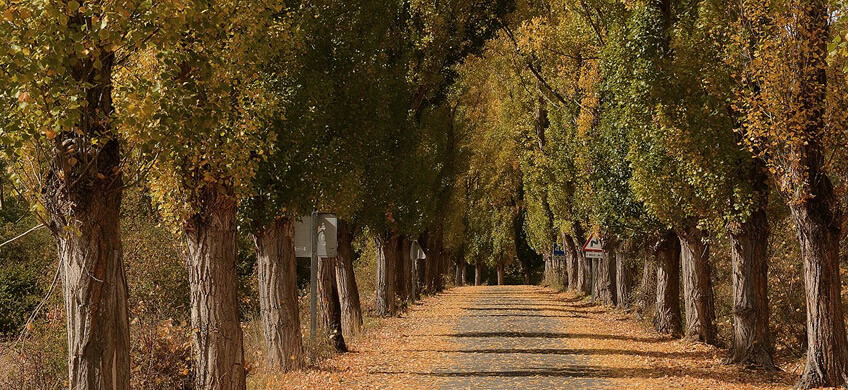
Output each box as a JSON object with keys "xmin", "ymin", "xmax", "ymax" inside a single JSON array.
[{"xmin": 253, "ymin": 285, "xmax": 795, "ymax": 389}]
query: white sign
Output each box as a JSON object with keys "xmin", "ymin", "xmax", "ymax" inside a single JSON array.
[
  {"xmin": 582, "ymin": 233, "xmax": 604, "ymax": 252},
  {"xmin": 582, "ymin": 232, "xmax": 604, "ymax": 259},
  {"xmin": 294, "ymin": 214, "xmax": 338, "ymax": 257},
  {"xmin": 411, "ymin": 241, "xmax": 426, "ymax": 260}
]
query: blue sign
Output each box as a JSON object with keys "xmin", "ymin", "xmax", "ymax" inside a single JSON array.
[{"xmin": 553, "ymin": 243, "xmax": 566, "ymax": 256}]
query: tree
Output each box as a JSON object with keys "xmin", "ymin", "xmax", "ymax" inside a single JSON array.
[
  {"xmin": 120, "ymin": 0, "xmax": 282, "ymax": 386},
  {"xmin": 0, "ymin": 1, "xmax": 175, "ymax": 387},
  {"xmin": 737, "ymin": 0, "xmax": 848, "ymax": 385}
]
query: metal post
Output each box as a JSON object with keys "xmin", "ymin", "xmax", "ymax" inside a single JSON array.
[
  {"xmin": 309, "ymin": 211, "xmax": 318, "ymax": 363},
  {"xmin": 590, "ymin": 258, "xmax": 595, "ymax": 302}
]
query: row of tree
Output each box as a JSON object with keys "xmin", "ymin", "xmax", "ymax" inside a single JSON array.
[
  {"xmin": 0, "ymin": 0, "xmax": 511, "ymax": 389},
  {"xmin": 443, "ymin": 0, "xmax": 848, "ymax": 388}
]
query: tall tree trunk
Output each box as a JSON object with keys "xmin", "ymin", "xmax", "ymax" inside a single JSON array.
[
  {"xmin": 416, "ymin": 257, "xmax": 427, "ymax": 296},
  {"xmin": 726, "ymin": 202, "xmax": 774, "ymax": 368},
  {"xmin": 544, "ymin": 254, "xmax": 552, "ymax": 286},
  {"xmin": 455, "ymin": 258, "xmax": 465, "ymax": 286},
  {"xmin": 616, "ymin": 242, "xmax": 633, "ymax": 309},
  {"xmin": 461, "ymin": 262, "xmax": 467, "ymax": 286},
  {"xmin": 474, "ymin": 262, "xmax": 482, "ymax": 286},
  {"xmin": 402, "ymin": 237, "xmax": 414, "ymax": 303},
  {"xmin": 334, "ymin": 220, "xmax": 362, "ymax": 340},
  {"xmin": 678, "ymin": 225, "xmax": 718, "ymax": 345},
  {"xmin": 375, "ymin": 232, "xmax": 397, "ymax": 317},
  {"xmin": 636, "ymin": 256, "xmax": 657, "ymax": 318},
  {"xmin": 394, "ymin": 236, "xmax": 410, "ymax": 308},
  {"xmin": 787, "ymin": 1, "xmax": 848, "ymax": 387},
  {"xmin": 564, "ymin": 233, "xmax": 578, "ymax": 291},
  {"xmin": 654, "ymin": 231, "xmax": 682, "ymax": 338},
  {"xmin": 497, "ymin": 261, "xmax": 505, "ymax": 285},
  {"xmin": 186, "ymin": 187, "xmax": 245, "ymax": 390},
  {"xmin": 51, "ymin": 151, "xmax": 130, "ymax": 390},
  {"xmin": 571, "ymin": 231, "xmax": 591, "ymax": 296},
  {"xmin": 595, "ymin": 238, "xmax": 617, "ymax": 306},
  {"xmin": 318, "ymin": 256, "xmax": 347, "ymax": 352},
  {"xmin": 792, "ymin": 175, "xmax": 848, "ymax": 387},
  {"xmin": 44, "ymin": 46, "xmax": 130, "ymax": 389},
  {"xmin": 254, "ymin": 217, "xmax": 303, "ymax": 372}
]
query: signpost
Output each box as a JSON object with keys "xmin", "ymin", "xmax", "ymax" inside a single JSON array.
[
  {"xmin": 294, "ymin": 213, "xmax": 338, "ymax": 363},
  {"xmin": 582, "ymin": 233, "xmax": 604, "ymax": 301},
  {"xmin": 552, "ymin": 242, "xmax": 566, "ymax": 263}
]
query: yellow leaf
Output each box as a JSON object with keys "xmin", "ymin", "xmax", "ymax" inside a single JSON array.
[{"xmin": 45, "ymin": 130, "xmax": 57, "ymax": 140}]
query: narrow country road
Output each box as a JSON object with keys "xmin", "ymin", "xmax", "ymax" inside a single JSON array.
[
  {"xmin": 429, "ymin": 286, "xmax": 609, "ymax": 389},
  {"xmin": 272, "ymin": 285, "xmax": 793, "ymax": 389}
]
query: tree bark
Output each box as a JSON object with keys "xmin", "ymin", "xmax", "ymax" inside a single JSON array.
[
  {"xmin": 678, "ymin": 225, "xmax": 718, "ymax": 345},
  {"xmin": 394, "ymin": 236, "xmax": 410, "ymax": 308},
  {"xmin": 334, "ymin": 220, "xmax": 362, "ymax": 340},
  {"xmin": 375, "ymin": 232, "xmax": 397, "ymax": 317},
  {"xmin": 791, "ymin": 175, "xmax": 848, "ymax": 387},
  {"xmin": 726, "ymin": 202, "xmax": 774, "ymax": 368},
  {"xmin": 474, "ymin": 262, "xmax": 482, "ymax": 286},
  {"xmin": 455, "ymin": 257, "xmax": 465, "ymax": 286},
  {"xmin": 636, "ymin": 256, "xmax": 657, "ymax": 317},
  {"xmin": 185, "ymin": 186, "xmax": 245, "ymax": 390},
  {"xmin": 564, "ymin": 233, "xmax": 578, "ymax": 291},
  {"xmin": 401, "ymin": 236, "xmax": 415, "ymax": 303},
  {"xmin": 497, "ymin": 261, "xmax": 505, "ymax": 285},
  {"xmin": 615, "ymin": 243, "xmax": 633, "ymax": 310},
  {"xmin": 416, "ymin": 257, "xmax": 427, "ymax": 296},
  {"xmin": 318, "ymin": 256, "xmax": 347, "ymax": 352},
  {"xmin": 571, "ymin": 231, "xmax": 591, "ymax": 296},
  {"xmin": 786, "ymin": 1, "xmax": 848, "ymax": 387},
  {"xmin": 43, "ymin": 44, "xmax": 130, "ymax": 389},
  {"xmin": 254, "ymin": 217, "xmax": 303, "ymax": 372},
  {"xmin": 653, "ymin": 231, "xmax": 682, "ymax": 338},
  {"xmin": 595, "ymin": 238, "xmax": 617, "ymax": 306},
  {"xmin": 51, "ymin": 151, "xmax": 131, "ymax": 390}
]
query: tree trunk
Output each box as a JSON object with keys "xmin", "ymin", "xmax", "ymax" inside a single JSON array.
[
  {"xmin": 318, "ymin": 256, "xmax": 347, "ymax": 352},
  {"xmin": 653, "ymin": 231, "xmax": 682, "ymax": 338},
  {"xmin": 474, "ymin": 262, "xmax": 482, "ymax": 286},
  {"xmin": 544, "ymin": 254, "xmax": 552, "ymax": 286},
  {"xmin": 401, "ymin": 237, "xmax": 414, "ymax": 303},
  {"xmin": 636, "ymin": 255, "xmax": 656, "ymax": 318},
  {"xmin": 787, "ymin": 1, "xmax": 848, "ymax": 386},
  {"xmin": 564, "ymin": 233, "xmax": 578, "ymax": 291},
  {"xmin": 44, "ymin": 46, "xmax": 130, "ymax": 389},
  {"xmin": 334, "ymin": 220, "xmax": 362, "ymax": 340},
  {"xmin": 615, "ymin": 244, "xmax": 633, "ymax": 310},
  {"xmin": 455, "ymin": 258, "xmax": 465, "ymax": 286},
  {"xmin": 678, "ymin": 225, "xmax": 718, "ymax": 345},
  {"xmin": 571, "ymin": 233, "xmax": 591, "ymax": 296},
  {"xmin": 415, "ymin": 257, "xmax": 427, "ymax": 296},
  {"xmin": 461, "ymin": 262, "xmax": 467, "ymax": 286},
  {"xmin": 497, "ymin": 262, "xmax": 505, "ymax": 285},
  {"xmin": 791, "ymin": 178, "xmax": 848, "ymax": 387},
  {"xmin": 254, "ymin": 218, "xmax": 303, "ymax": 372},
  {"xmin": 395, "ymin": 236, "xmax": 410, "ymax": 308},
  {"xmin": 51, "ymin": 150, "xmax": 131, "ymax": 390},
  {"xmin": 726, "ymin": 202, "xmax": 774, "ymax": 368},
  {"xmin": 595, "ymin": 238, "xmax": 617, "ymax": 306},
  {"xmin": 185, "ymin": 187, "xmax": 245, "ymax": 390},
  {"xmin": 375, "ymin": 232, "xmax": 397, "ymax": 317}
]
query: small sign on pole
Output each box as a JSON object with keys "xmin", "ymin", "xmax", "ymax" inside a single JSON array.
[
  {"xmin": 295, "ymin": 214, "xmax": 338, "ymax": 257},
  {"xmin": 411, "ymin": 241, "xmax": 426, "ymax": 260},
  {"xmin": 582, "ymin": 233, "xmax": 605, "ymax": 302},
  {"xmin": 294, "ymin": 212, "xmax": 338, "ymax": 365}
]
